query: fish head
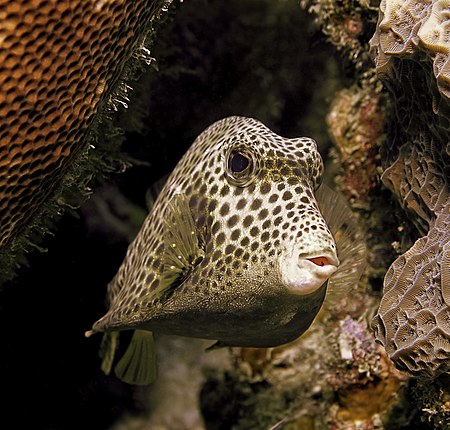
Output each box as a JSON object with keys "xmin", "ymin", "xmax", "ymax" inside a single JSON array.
[
  {"xmin": 204, "ymin": 117, "xmax": 340, "ymax": 296},
  {"xmin": 146, "ymin": 117, "xmax": 339, "ymax": 345}
]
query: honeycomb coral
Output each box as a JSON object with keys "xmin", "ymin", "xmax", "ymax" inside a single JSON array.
[
  {"xmin": 370, "ymin": 0, "xmax": 450, "ymax": 377},
  {"xmin": 0, "ymin": 0, "xmax": 169, "ymax": 252}
]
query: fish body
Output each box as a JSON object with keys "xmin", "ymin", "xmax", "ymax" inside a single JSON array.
[{"xmin": 87, "ymin": 116, "xmax": 365, "ymax": 384}]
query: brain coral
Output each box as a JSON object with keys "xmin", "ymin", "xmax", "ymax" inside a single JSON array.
[
  {"xmin": 0, "ymin": 0, "xmax": 169, "ymax": 257},
  {"xmin": 370, "ymin": 0, "xmax": 450, "ymax": 377}
]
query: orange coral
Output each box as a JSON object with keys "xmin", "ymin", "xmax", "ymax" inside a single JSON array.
[{"xmin": 0, "ymin": 0, "xmax": 167, "ymax": 250}]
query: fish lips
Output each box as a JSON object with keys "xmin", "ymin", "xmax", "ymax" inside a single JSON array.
[{"xmin": 279, "ymin": 250, "xmax": 339, "ymax": 295}]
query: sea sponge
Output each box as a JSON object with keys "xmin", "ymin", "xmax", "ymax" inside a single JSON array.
[
  {"xmin": 0, "ymin": 1, "xmax": 169, "ymax": 256},
  {"xmin": 370, "ymin": 0, "xmax": 450, "ymax": 377}
]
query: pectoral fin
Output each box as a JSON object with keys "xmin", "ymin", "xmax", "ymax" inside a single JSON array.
[
  {"xmin": 157, "ymin": 194, "xmax": 206, "ymax": 300},
  {"xmin": 316, "ymin": 184, "xmax": 367, "ymax": 297},
  {"xmin": 205, "ymin": 340, "xmax": 228, "ymax": 351},
  {"xmin": 114, "ymin": 330, "xmax": 157, "ymax": 385},
  {"xmin": 99, "ymin": 331, "xmax": 119, "ymax": 376}
]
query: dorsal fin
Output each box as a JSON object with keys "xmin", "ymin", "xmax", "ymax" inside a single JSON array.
[
  {"xmin": 114, "ymin": 330, "xmax": 157, "ymax": 385},
  {"xmin": 145, "ymin": 174, "xmax": 169, "ymax": 211},
  {"xmin": 316, "ymin": 184, "xmax": 367, "ymax": 297}
]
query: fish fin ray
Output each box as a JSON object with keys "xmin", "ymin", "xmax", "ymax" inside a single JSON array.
[
  {"xmin": 114, "ymin": 330, "xmax": 157, "ymax": 385},
  {"xmin": 159, "ymin": 194, "xmax": 205, "ymax": 300},
  {"xmin": 316, "ymin": 184, "xmax": 367, "ymax": 298},
  {"xmin": 99, "ymin": 331, "xmax": 119, "ymax": 375}
]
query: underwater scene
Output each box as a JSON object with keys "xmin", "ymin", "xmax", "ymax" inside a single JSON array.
[{"xmin": 1, "ymin": 0, "xmax": 450, "ymax": 429}]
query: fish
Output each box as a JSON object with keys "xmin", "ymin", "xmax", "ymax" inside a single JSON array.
[{"xmin": 86, "ymin": 116, "xmax": 366, "ymax": 385}]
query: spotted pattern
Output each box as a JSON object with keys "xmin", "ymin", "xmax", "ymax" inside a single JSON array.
[{"xmin": 91, "ymin": 116, "xmax": 337, "ymax": 347}]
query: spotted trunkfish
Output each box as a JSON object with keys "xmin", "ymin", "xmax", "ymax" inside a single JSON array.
[{"xmin": 86, "ymin": 116, "xmax": 366, "ymax": 384}]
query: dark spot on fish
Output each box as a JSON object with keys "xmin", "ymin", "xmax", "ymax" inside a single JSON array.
[
  {"xmin": 236, "ymin": 198, "xmax": 247, "ymax": 210},
  {"xmin": 212, "ymin": 250, "xmax": 222, "ymax": 261},
  {"xmin": 258, "ymin": 208, "xmax": 269, "ymax": 220},
  {"xmin": 241, "ymin": 236, "xmax": 250, "ymax": 246},
  {"xmin": 208, "ymin": 200, "xmax": 217, "ymax": 212},
  {"xmin": 198, "ymin": 198, "xmax": 207, "ymax": 212},
  {"xmin": 262, "ymin": 219, "xmax": 271, "ymax": 229},
  {"xmin": 231, "ymin": 229, "xmax": 241, "ymax": 241},
  {"xmin": 227, "ymin": 214, "xmax": 239, "ymax": 228},
  {"xmin": 250, "ymin": 226, "xmax": 259, "ymax": 237},
  {"xmin": 212, "ymin": 221, "xmax": 221, "ymax": 235},
  {"xmin": 280, "ymin": 166, "xmax": 290, "ymax": 176},
  {"xmin": 282, "ymin": 191, "xmax": 293, "ymax": 201},
  {"xmin": 250, "ymin": 198, "xmax": 262, "ymax": 211},
  {"xmin": 243, "ymin": 215, "xmax": 254, "ymax": 228},
  {"xmin": 216, "ymin": 232, "xmax": 226, "ymax": 246},
  {"xmin": 250, "ymin": 241, "xmax": 259, "ymax": 251},
  {"xmin": 220, "ymin": 185, "xmax": 230, "ymax": 197},
  {"xmin": 220, "ymin": 203, "xmax": 230, "ymax": 216},
  {"xmin": 260, "ymin": 182, "xmax": 271, "ymax": 194},
  {"xmin": 189, "ymin": 195, "xmax": 198, "ymax": 208},
  {"xmin": 225, "ymin": 245, "xmax": 234, "ymax": 255}
]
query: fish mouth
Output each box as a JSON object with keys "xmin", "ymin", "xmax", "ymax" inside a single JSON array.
[{"xmin": 279, "ymin": 251, "xmax": 339, "ymax": 295}]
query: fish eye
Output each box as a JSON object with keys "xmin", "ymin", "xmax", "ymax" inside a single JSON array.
[
  {"xmin": 230, "ymin": 152, "xmax": 249, "ymax": 173},
  {"xmin": 225, "ymin": 147, "xmax": 257, "ymax": 187}
]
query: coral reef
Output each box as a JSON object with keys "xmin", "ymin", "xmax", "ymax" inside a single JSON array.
[
  {"xmin": 0, "ymin": 0, "xmax": 171, "ymax": 280},
  {"xmin": 370, "ymin": 0, "xmax": 450, "ymax": 378},
  {"xmin": 200, "ymin": 312, "xmax": 409, "ymax": 429}
]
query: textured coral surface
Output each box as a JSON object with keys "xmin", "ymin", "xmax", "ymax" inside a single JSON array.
[
  {"xmin": 0, "ymin": 0, "xmax": 165, "ymax": 250},
  {"xmin": 370, "ymin": 0, "xmax": 450, "ymax": 378}
]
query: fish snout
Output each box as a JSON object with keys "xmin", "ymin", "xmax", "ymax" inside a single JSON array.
[{"xmin": 279, "ymin": 250, "xmax": 339, "ymax": 295}]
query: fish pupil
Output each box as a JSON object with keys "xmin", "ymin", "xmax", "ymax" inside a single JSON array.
[{"xmin": 230, "ymin": 152, "xmax": 249, "ymax": 173}]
